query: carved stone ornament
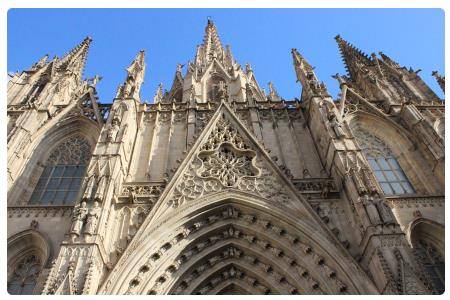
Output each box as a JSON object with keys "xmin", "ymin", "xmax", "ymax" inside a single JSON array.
[
  {"xmin": 352, "ymin": 128, "xmax": 393, "ymax": 158},
  {"xmin": 167, "ymin": 114, "xmax": 291, "ymax": 208},
  {"xmin": 47, "ymin": 135, "xmax": 91, "ymax": 165}
]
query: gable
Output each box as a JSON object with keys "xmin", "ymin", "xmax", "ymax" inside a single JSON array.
[{"xmin": 143, "ymin": 101, "xmax": 332, "ymax": 229}]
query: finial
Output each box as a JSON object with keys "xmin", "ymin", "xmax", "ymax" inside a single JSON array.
[
  {"xmin": 432, "ymin": 70, "xmax": 445, "ymax": 93},
  {"xmin": 176, "ymin": 63, "xmax": 184, "ymax": 73},
  {"xmin": 332, "ymin": 73, "xmax": 347, "ymax": 86},
  {"xmin": 245, "ymin": 62, "xmax": 253, "ymax": 73}
]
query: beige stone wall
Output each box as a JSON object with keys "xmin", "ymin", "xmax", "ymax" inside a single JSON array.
[{"xmin": 6, "ymin": 24, "xmax": 444, "ymax": 295}]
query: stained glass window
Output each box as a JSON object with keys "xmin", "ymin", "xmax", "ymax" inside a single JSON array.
[
  {"xmin": 7, "ymin": 254, "xmax": 42, "ymax": 295},
  {"xmin": 354, "ymin": 129, "xmax": 414, "ymax": 196},
  {"xmin": 414, "ymin": 239, "xmax": 445, "ymax": 294},
  {"xmin": 29, "ymin": 135, "xmax": 91, "ymax": 205}
]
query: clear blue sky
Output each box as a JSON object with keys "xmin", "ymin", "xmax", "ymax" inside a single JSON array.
[{"xmin": 8, "ymin": 8, "xmax": 445, "ymax": 103}]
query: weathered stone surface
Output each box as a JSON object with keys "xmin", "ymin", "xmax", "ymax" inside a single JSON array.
[{"xmin": 7, "ymin": 20, "xmax": 444, "ymax": 295}]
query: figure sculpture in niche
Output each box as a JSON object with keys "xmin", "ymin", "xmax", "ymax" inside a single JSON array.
[
  {"xmin": 106, "ymin": 116, "xmax": 121, "ymax": 142},
  {"xmin": 327, "ymin": 111, "xmax": 346, "ymax": 139},
  {"xmin": 70, "ymin": 201, "xmax": 88, "ymax": 242},
  {"xmin": 84, "ymin": 201, "xmax": 102, "ymax": 238}
]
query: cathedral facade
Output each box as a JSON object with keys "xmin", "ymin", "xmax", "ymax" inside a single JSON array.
[{"xmin": 7, "ymin": 20, "xmax": 445, "ymax": 295}]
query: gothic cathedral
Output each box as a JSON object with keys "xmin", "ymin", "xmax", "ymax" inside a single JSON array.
[{"xmin": 7, "ymin": 20, "xmax": 445, "ymax": 295}]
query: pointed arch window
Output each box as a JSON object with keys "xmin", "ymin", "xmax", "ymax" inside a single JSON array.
[
  {"xmin": 413, "ymin": 239, "xmax": 445, "ymax": 294},
  {"xmin": 7, "ymin": 254, "xmax": 42, "ymax": 295},
  {"xmin": 29, "ymin": 135, "xmax": 92, "ymax": 205},
  {"xmin": 354, "ymin": 129, "xmax": 414, "ymax": 196}
]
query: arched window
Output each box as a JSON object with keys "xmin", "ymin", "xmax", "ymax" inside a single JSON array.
[
  {"xmin": 29, "ymin": 135, "xmax": 92, "ymax": 205},
  {"xmin": 7, "ymin": 254, "xmax": 42, "ymax": 295},
  {"xmin": 413, "ymin": 239, "xmax": 445, "ymax": 294},
  {"xmin": 354, "ymin": 129, "xmax": 414, "ymax": 196}
]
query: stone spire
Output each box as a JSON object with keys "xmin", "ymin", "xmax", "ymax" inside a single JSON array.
[
  {"xmin": 166, "ymin": 64, "xmax": 184, "ymax": 102},
  {"xmin": 378, "ymin": 51, "xmax": 401, "ymax": 68},
  {"xmin": 267, "ymin": 81, "xmax": 281, "ymax": 101},
  {"xmin": 29, "ymin": 54, "xmax": 49, "ymax": 71},
  {"xmin": 202, "ymin": 18, "xmax": 224, "ymax": 63},
  {"xmin": 335, "ymin": 35, "xmax": 373, "ymax": 80},
  {"xmin": 56, "ymin": 36, "xmax": 92, "ymax": 80},
  {"xmin": 432, "ymin": 71, "xmax": 445, "ymax": 94},
  {"xmin": 225, "ymin": 45, "xmax": 235, "ymax": 68},
  {"xmin": 194, "ymin": 18, "xmax": 235, "ymax": 72},
  {"xmin": 116, "ymin": 50, "xmax": 146, "ymax": 100},
  {"xmin": 291, "ymin": 48, "xmax": 328, "ymax": 97},
  {"xmin": 153, "ymin": 83, "xmax": 164, "ymax": 103},
  {"xmin": 170, "ymin": 63, "xmax": 184, "ymax": 90}
]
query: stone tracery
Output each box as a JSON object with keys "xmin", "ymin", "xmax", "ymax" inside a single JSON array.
[
  {"xmin": 46, "ymin": 135, "xmax": 92, "ymax": 165},
  {"xmin": 198, "ymin": 144, "xmax": 258, "ymax": 187},
  {"xmin": 168, "ymin": 113, "xmax": 291, "ymax": 208},
  {"xmin": 7, "ymin": 19, "xmax": 443, "ymax": 296},
  {"xmin": 7, "ymin": 254, "xmax": 42, "ymax": 295}
]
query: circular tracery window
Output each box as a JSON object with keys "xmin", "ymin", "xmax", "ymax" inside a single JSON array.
[{"xmin": 7, "ymin": 254, "xmax": 42, "ymax": 295}]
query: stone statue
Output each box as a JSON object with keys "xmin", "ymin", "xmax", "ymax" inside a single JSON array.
[
  {"xmin": 87, "ymin": 75, "xmax": 102, "ymax": 87},
  {"xmin": 70, "ymin": 201, "xmax": 88, "ymax": 242},
  {"xmin": 373, "ymin": 195, "xmax": 395, "ymax": 224},
  {"xmin": 327, "ymin": 111, "xmax": 346, "ymax": 138},
  {"xmin": 84, "ymin": 201, "xmax": 102, "ymax": 236},
  {"xmin": 94, "ymin": 175, "xmax": 108, "ymax": 201},
  {"xmin": 217, "ymin": 81, "xmax": 228, "ymax": 101},
  {"xmin": 83, "ymin": 175, "xmax": 96, "ymax": 200},
  {"xmin": 361, "ymin": 195, "xmax": 382, "ymax": 225},
  {"xmin": 188, "ymin": 61, "xmax": 195, "ymax": 73},
  {"xmin": 320, "ymin": 181, "xmax": 332, "ymax": 198},
  {"xmin": 116, "ymin": 124, "xmax": 128, "ymax": 142},
  {"xmin": 106, "ymin": 116, "xmax": 120, "ymax": 142}
]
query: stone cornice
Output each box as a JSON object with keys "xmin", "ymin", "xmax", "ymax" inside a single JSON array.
[
  {"xmin": 385, "ymin": 195, "xmax": 444, "ymax": 209},
  {"xmin": 8, "ymin": 205, "xmax": 74, "ymax": 218}
]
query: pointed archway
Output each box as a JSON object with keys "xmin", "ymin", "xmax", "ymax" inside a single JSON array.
[
  {"xmin": 100, "ymin": 194, "xmax": 378, "ymax": 294},
  {"xmin": 99, "ymin": 102, "xmax": 379, "ymax": 295}
]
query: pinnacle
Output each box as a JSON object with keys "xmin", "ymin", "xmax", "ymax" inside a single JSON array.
[
  {"xmin": 334, "ymin": 34, "xmax": 372, "ymax": 79},
  {"xmin": 54, "ymin": 36, "xmax": 93, "ymax": 79},
  {"xmin": 335, "ymin": 34, "xmax": 370, "ymax": 60},
  {"xmin": 431, "ymin": 70, "xmax": 445, "ymax": 93},
  {"xmin": 64, "ymin": 36, "xmax": 92, "ymax": 58},
  {"xmin": 127, "ymin": 50, "xmax": 146, "ymax": 73},
  {"xmin": 291, "ymin": 48, "xmax": 314, "ymax": 71},
  {"xmin": 130, "ymin": 50, "xmax": 146, "ymax": 67},
  {"xmin": 378, "ymin": 51, "xmax": 400, "ymax": 68}
]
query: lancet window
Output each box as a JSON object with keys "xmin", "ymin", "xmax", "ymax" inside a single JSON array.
[
  {"xmin": 354, "ymin": 129, "xmax": 414, "ymax": 196},
  {"xmin": 29, "ymin": 135, "xmax": 92, "ymax": 205}
]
